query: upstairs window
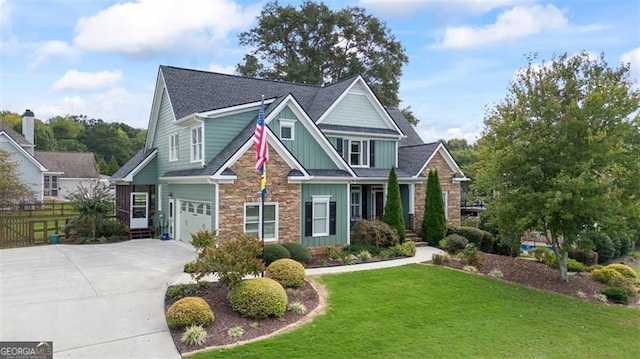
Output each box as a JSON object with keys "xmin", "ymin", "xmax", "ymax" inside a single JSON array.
[
  {"xmin": 280, "ymin": 119, "xmax": 295, "ymax": 141},
  {"xmin": 191, "ymin": 125, "xmax": 203, "ymax": 163},
  {"xmin": 169, "ymin": 133, "xmax": 179, "ymax": 161},
  {"xmin": 349, "ymin": 139, "xmax": 369, "ymax": 167}
]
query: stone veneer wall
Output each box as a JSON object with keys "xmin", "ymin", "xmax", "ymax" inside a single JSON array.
[
  {"xmin": 217, "ymin": 145, "xmax": 301, "ymax": 243},
  {"xmin": 413, "ymin": 151, "xmax": 461, "ymax": 230}
]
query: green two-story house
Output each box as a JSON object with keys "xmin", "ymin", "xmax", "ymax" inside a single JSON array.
[{"xmin": 112, "ymin": 66, "xmax": 468, "ymax": 246}]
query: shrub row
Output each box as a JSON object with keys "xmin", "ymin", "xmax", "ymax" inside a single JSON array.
[
  {"xmin": 263, "ymin": 242, "xmax": 311, "ymax": 266},
  {"xmin": 447, "ymin": 225, "xmax": 495, "ymax": 252}
]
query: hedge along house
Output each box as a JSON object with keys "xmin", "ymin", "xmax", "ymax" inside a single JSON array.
[{"xmin": 112, "ymin": 66, "xmax": 468, "ymax": 245}]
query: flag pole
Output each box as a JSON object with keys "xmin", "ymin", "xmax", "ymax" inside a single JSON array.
[{"xmin": 259, "ymin": 95, "xmax": 266, "ymax": 276}]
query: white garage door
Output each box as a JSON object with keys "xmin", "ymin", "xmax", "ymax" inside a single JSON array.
[{"xmin": 178, "ymin": 200, "xmax": 212, "ymax": 242}]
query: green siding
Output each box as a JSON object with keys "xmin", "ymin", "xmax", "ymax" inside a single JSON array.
[
  {"xmin": 324, "ymin": 93, "xmax": 388, "ymax": 129},
  {"xmin": 301, "ymin": 183, "xmax": 348, "ymax": 247},
  {"xmin": 205, "ymin": 112, "xmax": 254, "ymax": 161},
  {"xmin": 132, "ymin": 157, "xmax": 157, "ymax": 184},
  {"xmin": 373, "ymin": 140, "xmax": 396, "ymax": 169},
  {"xmin": 152, "ymin": 89, "xmax": 202, "ymax": 178},
  {"xmin": 273, "ymin": 107, "xmax": 338, "ymax": 170}
]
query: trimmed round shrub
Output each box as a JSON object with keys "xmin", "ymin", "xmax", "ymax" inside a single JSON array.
[
  {"xmin": 266, "ymin": 258, "xmax": 305, "ymax": 288},
  {"xmin": 606, "ymin": 263, "xmax": 638, "ymax": 281},
  {"xmin": 166, "ymin": 297, "xmax": 214, "ymax": 329},
  {"xmin": 611, "ymin": 236, "xmax": 622, "ymax": 259},
  {"xmin": 618, "ymin": 235, "xmax": 631, "ymax": 257},
  {"xmin": 444, "ymin": 234, "xmax": 468, "ymax": 253},
  {"xmin": 567, "ymin": 258, "xmax": 587, "ymax": 272},
  {"xmin": 230, "ymin": 278, "xmax": 287, "ymax": 319},
  {"xmin": 281, "ymin": 242, "xmax": 312, "ymax": 265},
  {"xmin": 591, "ymin": 267, "xmax": 627, "ymax": 286},
  {"xmin": 601, "ymin": 287, "xmax": 631, "ymax": 305},
  {"xmin": 588, "ymin": 232, "xmax": 615, "ymax": 264},
  {"xmin": 262, "ymin": 243, "xmax": 291, "ymax": 266}
]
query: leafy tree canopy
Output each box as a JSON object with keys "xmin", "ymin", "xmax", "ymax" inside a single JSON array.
[
  {"xmin": 237, "ymin": 0, "xmax": 409, "ymax": 110},
  {"xmin": 475, "ymin": 52, "xmax": 640, "ymax": 281}
]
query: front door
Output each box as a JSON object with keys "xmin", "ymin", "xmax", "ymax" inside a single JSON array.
[
  {"xmin": 372, "ymin": 187, "xmax": 384, "ymax": 219},
  {"xmin": 130, "ymin": 192, "xmax": 148, "ymax": 229}
]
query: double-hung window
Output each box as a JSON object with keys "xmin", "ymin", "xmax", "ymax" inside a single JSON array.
[
  {"xmin": 44, "ymin": 175, "xmax": 58, "ymax": 196},
  {"xmin": 169, "ymin": 133, "xmax": 179, "ymax": 161},
  {"xmin": 244, "ymin": 203, "xmax": 277, "ymax": 241},
  {"xmin": 191, "ymin": 125, "xmax": 203, "ymax": 163},
  {"xmin": 304, "ymin": 195, "xmax": 336, "ymax": 237},
  {"xmin": 350, "ymin": 186, "xmax": 361, "ymax": 219},
  {"xmin": 348, "ymin": 139, "xmax": 369, "ymax": 167}
]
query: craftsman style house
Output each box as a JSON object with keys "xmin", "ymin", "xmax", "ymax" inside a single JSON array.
[
  {"xmin": 0, "ymin": 111, "xmax": 103, "ymax": 203},
  {"xmin": 112, "ymin": 66, "xmax": 468, "ymax": 245}
]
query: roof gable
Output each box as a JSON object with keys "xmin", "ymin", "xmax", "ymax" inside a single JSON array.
[
  {"xmin": 0, "ymin": 130, "xmax": 47, "ymax": 171},
  {"xmin": 0, "ymin": 121, "xmax": 32, "ymax": 146},
  {"xmin": 34, "ymin": 151, "xmax": 101, "ymax": 178},
  {"xmin": 398, "ymin": 142, "xmax": 468, "ymax": 180}
]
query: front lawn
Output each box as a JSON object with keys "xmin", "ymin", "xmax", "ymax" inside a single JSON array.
[{"xmin": 190, "ymin": 265, "xmax": 640, "ymax": 359}]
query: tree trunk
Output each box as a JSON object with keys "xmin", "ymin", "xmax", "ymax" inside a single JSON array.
[{"xmin": 558, "ymin": 250, "xmax": 568, "ymax": 282}]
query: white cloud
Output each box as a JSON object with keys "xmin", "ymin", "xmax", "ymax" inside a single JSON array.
[
  {"xmin": 73, "ymin": 0, "xmax": 261, "ymax": 56},
  {"xmin": 359, "ymin": 0, "xmax": 520, "ymax": 17},
  {"xmin": 207, "ymin": 63, "xmax": 236, "ymax": 75},
  {"xmin": 52, "ymin": 70, "xmax": 123, "ymax": 91},
  {"xmin": 37, "ymin": 88, "xmax": 150, "ymax": 128},
  {"xmin": 436, "ymin": 4, "xmax": 568, "ymax": 49},
  {"xmin": 621, "ymin": 47, "xmax": 640, "ymax": 80},
  {"xmin": 28, "ymin": 40, "xmax": 79, "ymax": 68}
]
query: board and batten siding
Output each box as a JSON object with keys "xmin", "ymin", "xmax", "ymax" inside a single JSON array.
[
  {"xmin": 323, "ymin": 93, "xmax": 388, "ymax": 129},
  {"xmin": 132, "ymin": 157, "xmax": 158, "ymax": 184},
  {"xmin": 372, "ymin": 139, "xmax": 396, "ymax": 169},
  {"xmin": 152, "ymin": 89, "xmax": 200, "ymax": 177},
  {"xmin": 204, "ymin": 112, "xmax": 254, "ymax": 161},
  {"xmin": 0, "ymin": 138, "xmax": 43, "ymax": 201},
  {"xmin": 300, "ymin": 183, "xmax": 348, "ymax": 247},
  {"xmin": 273, "ymin": 107, "xmax": 338, "ymax": 170},
  {"xmin": 164, "ymin": 183, "xmax": 217, "ymax": 228}
]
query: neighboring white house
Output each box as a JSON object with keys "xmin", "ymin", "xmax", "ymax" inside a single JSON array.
[{"xmin": 0, "ymin": 110, "xmax": 105, "ymax": 203}]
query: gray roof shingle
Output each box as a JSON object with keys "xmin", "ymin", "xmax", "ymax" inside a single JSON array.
[
  {"xmin": 387, "ymin": 107, "xmax": 424, "ymax": 147},
  {"xmin": 34, "ymin": 151, "xmax": 100, "ymax": 178},
  {"xmin": 397, "ymin": 142, "xmax": 440, "ymax": 176},
  {"xmin": 0, "ymin": 121, "xmax": 31, "ymax": 146},
  {"xmin": 112, "ymin": 148, "xmax": 156, "ymax": 180}
]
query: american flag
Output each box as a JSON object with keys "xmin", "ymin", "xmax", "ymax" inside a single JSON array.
[{"xmin": 254, "ymin": 99, "xmax": 268, "ymax": 171}]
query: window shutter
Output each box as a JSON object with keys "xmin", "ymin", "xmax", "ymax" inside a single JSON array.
[
  {"xmin": 362, "ymin": 188, "xmax": 368, "ymax": 220},
  {"xmin": 329, "ymin": 201, "xmax": 337, "ymax": 235},
  {"xmin": 305, "ymin": 202, "xmax": 312, "ymax": 237},
  {"xmin": 370, "ymin": 140, "xmax": 375, "ymax": 167},
  {"xmin": 336, "ymin": 138, "xmax": 343, "ymax": 156},
  {"xmin": 342, "ymin": 139, "xmax": 349, "ymax": 161}
]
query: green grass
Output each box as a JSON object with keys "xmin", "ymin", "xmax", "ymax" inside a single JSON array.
[{"xmin": 190, "ymin": 265, "xmax": 640, "ymax": 359}]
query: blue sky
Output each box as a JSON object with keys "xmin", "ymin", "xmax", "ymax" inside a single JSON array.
[{"xmin": 1, "ymin": 0, "xmax": 638, "ymax": 143}]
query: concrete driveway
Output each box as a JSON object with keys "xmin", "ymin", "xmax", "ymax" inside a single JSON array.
[{"xmin": 0, "ymin": 239, "xmax": 195, "ymax": 358}]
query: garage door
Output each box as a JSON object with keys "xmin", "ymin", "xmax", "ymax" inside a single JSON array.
[{"xmin": 178, "ymin": 200, "xmax": 212, "ymax": 242}]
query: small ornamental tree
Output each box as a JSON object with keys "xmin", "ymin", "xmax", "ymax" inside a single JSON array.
[
  {"xmin": 382, "ymin": 166, "xmax": 405, "ymax": 242},
  {"xmin": 422, "ymin": 170, "xmax": 446, "ymax": 246},
  {"xmin": 67, "ymin": 180, "xmax": 114, "ymax": 239}
]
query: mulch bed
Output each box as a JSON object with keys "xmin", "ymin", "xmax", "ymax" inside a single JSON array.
[
  {"xmin": 440, "ymin": 251, "xmax": 639, "ymax": 305},
  {"xmin": 166, "ymin": 279, "xmax": 320, "ymax": 354}
]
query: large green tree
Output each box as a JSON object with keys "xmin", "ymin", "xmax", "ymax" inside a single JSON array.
[
  {"xmin": 475, "ymin": 52, "xmax": 640, "ymax": 281},
  {"xmin": 237, "ymin": 1, "xmax": 410, "ymax": 112},
  {"xmin": 422, "ymin": 170, "xmax": 446, "ymax": 245},
  {"xmin": 383, "ymin": 166, "xmax": 405, "ymax": 242},
  {"xmin": 0, "ymin": 150, "xmax": 35, "ymax": 206}
]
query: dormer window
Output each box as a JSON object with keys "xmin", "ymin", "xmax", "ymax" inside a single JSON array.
[
  {"xmin": 190, "ymin": 125, "xmax": 203, "ymax": 163},
  {"xmin": 280, "ymin": 119, "xmax": 295, "ymax": 140}
]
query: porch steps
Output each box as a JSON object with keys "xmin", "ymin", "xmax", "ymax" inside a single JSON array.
[
  {"xmin": 406, "ymin": 230, "xmax": 429, "ymax": 247},
  {"xmin": 129, "ymin": 227, "xmax": 154, "ymax": 240}
]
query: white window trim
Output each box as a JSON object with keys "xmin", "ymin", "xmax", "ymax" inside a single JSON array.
[
  {"xmin": 190, "ymin": 125, "xmax": 203, "ymax": 163},
  {"xmin": 347, "ymin": 138, "xmax": 369, "ymax": 168},
  {"xmin": 243, "ymin": 202, "xmax": 278, "ymax": 242},
  {"xmin": 442, "ymin": 191, "xmax": 448, "ymax": 220},
  {"xmin": 312, "ymin": 195, "xmax": 331, "ymax": 237},
  {"xmin": 350, "ymin": 186, "xmax": 362, "ymax": 219},
  {"xmin": 169, "ymin": 133, "xmax": 179, "ymax": 162},
  {"xmin": 279, "ymin": 119, "xmax": 296, "ymax": 141}
]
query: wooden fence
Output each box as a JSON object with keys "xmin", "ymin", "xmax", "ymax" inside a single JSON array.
[
  {"xmin": 0, "ymin": 217, "xmax": 74, "ymax": 248},
  {"xmin": 0, "ymin": 201, "xmax": 77, "ymax": 218}
]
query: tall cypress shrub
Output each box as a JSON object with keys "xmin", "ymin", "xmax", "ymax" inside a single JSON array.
[
  {"xmin": 422, "ymin": 170, "xmax": 446, "ymax": 245},
  {"xmin": 383, "ymin": 166, "xmax": 405, "ymax": 243}
]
